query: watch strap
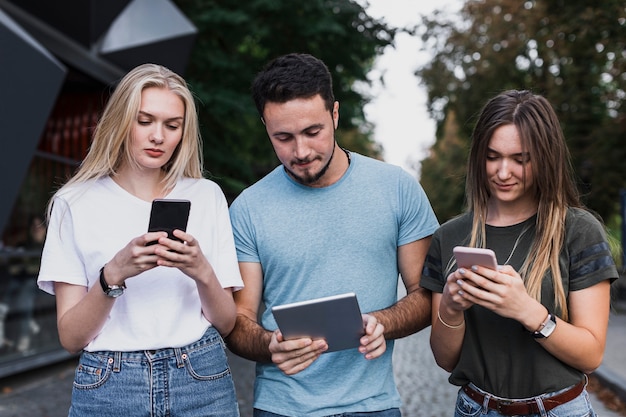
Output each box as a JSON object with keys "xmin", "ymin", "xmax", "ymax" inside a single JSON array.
[{"xmin": 99, "ymin": 266, "xmax": 125, "ymax": 297}]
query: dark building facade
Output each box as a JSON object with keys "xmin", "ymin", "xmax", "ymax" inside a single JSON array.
[{"xmin": 0, "ymin": 0, "xmax": 196, "ymax": 377}]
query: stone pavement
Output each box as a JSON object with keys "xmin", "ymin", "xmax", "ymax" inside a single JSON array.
[
  {"xmin": 593, "ymin": 300, "xmax": 626, "ymax": 416},
  {"xmin": 0, "ymin": 310, "xmax": 625, "ymax": 416}
]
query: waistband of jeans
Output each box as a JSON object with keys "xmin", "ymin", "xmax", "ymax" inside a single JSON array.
[
  {"xmin": 86, "ymin": 325, "xmax": 221, "ymax": 362},
  {"xmin": 463, "ymin": 376, "xmax": 586, "ymax": 416}
]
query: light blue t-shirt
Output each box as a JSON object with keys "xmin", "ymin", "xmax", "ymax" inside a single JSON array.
[{"xmin": 229, "ymin": 152, "xmax": 439, "ymax": 416}]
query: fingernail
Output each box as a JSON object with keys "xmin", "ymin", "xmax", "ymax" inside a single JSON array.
[
  {"xmin": 456, "ymin": 279, "xmax": 463, "ymax": 286},
  {"xmin": 458, "ymin": 268, "xmax": 466, "ymax": 275},
  {"xmin": 471, "ymin": 265, "xmax": 478, "ymax": 272}
]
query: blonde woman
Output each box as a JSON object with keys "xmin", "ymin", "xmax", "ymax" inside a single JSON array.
[
  {"xmin": 38, "ymin": 63, "xmax": 243, "ymax": 417},
  {"xmin": 421, "ymin": 90, "xmax": 618, "ymax": 417}
]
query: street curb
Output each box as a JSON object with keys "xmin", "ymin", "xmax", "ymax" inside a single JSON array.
[{"xmin": 594, "ymin": 364, "xmax": 626, "ymax": 404}]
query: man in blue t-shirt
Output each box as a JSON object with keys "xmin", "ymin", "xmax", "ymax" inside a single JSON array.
[{"xmin": 227, "ymin": 53, "xmax": 439, "ymax": 417}]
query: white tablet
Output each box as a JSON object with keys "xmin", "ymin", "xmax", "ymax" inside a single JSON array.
[{"xmin": 271, "ymin": 292, "xmax": 365, "ymax": 353}]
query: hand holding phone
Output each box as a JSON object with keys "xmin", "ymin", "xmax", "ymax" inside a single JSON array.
[
  {"xmin": 453, "ymin": 246, "xmax": 498, "ymax": 270},
  {"xmin": 147, "ymin": 199, "xmax": 191, "ymax": 245}
]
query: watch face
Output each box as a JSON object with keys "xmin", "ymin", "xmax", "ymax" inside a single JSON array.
[
  {"xmin": 541, "ymin": 318, "xmax": 556, "ymax": 336},
  {"xmin": 533, "ymin": 314, "xmax": 557, "ymax": 338},
  {"xmin": 106, "ymin": 287, "xmax": 124, "ymax": 298}
]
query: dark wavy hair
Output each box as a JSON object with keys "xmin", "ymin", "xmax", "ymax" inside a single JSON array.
[{"xmin": 251, "ymin": 53, "xmax": 335, "ymax": 120}]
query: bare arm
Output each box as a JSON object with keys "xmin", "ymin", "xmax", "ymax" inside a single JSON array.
[
  {"xmin": 224, "ymin": 262, "xmax": 273, "ymax": 362},
  {"xmin": 456, "ymin": 265, "xmax": 611, "ymax": 374},
  {"xmin": 535, "ymin": 281, "xmax": 610, "ymax": 373},
  {"xmin": 157, "ymin": 230, "xmax": 237, "ymax": 337},
  {"xmin": 430, "ymin": 290, "xmax": 467, "ymax": 372},
  {"xmin": 429, "ymin": 265, "xmax": 476, "ymax": 372},
  {"xmin": 369, "ymin": 237, "xmax": 433, "ymax": 340},
  {"xmin": 55, "ymin": 281, "xmax": 116, "ymax": 354},
  {"xmin": 225, "ymin": 262, "xmax": 330, "ymax": 374},
  {"xmin": 54, "ymin": 233, "xmax": 165, "ymax": 353},
  {"xmin": 56, "ymin": 229, "xmax": 238, "ymax": 352}
]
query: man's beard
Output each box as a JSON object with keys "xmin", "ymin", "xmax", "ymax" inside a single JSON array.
[{"xmin": 285, "ymin": 145, "xmax": 335, "ymax": 185}]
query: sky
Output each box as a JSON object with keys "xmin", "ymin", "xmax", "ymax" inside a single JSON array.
[{"xmin": 362, "ymin": 0, "xmax": 461, "ymax": 177}]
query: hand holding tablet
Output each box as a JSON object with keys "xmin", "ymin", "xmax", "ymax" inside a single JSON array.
[{"xmin": 271, "ymin": 292, "xmax": 365, "ymax": 353}]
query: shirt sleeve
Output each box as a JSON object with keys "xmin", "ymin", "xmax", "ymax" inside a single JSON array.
[
  {"xmin": 37, "ymin": 197, "xmax": 87, "ymax": 295},
  {"xmin": 566, "ymin": 209, "xmax": 619, "ymax": 291},
  {"xmin": 210, "ymin": 187, "xmax": 244, "ymax": 291},
  {"xmin": 397, "ymin": 171, "xmax": 439, "ymax": 246},
  {"xmin": 419, "ymin": 229, "xmax": 446, "ymax": 293},
  {"xmin": 229, "ymin": 193, "xmax": 260, "ymax": 263}
]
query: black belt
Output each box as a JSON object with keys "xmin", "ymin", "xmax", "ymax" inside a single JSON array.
[{"xmin": 462, "ymin": 380, "xmax": 585, "ymax": 415}]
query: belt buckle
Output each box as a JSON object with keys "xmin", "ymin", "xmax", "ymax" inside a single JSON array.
[{"xmin": 496, "ymin": 399, "xmax": 514, "ymax": 414}]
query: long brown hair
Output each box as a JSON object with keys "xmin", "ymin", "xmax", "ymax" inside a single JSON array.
[{"xmin": 466, "ymin": 90, "xmax": 581, "ymax": 319}]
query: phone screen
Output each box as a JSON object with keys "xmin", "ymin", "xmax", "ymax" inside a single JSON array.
[{"xmin": 147, "ymin": 199, "xmax": 191, "ymax": 245}]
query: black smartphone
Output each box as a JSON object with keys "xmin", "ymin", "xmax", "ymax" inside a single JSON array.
[{"xmin": 146, "ymin": 199, "xmax": 191, "ymax": 245}]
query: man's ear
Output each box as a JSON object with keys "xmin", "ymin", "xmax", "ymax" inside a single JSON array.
[
  {"xmin": 260, "ymin": 117, "xmax": 266, "ymax": 126},
  {"xmin": 332, "ymin": 101, "xmax": 339, "ymax": 129}
]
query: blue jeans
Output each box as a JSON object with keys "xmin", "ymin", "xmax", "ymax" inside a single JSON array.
[
  {"xmin": 253, "ymin": 408, "xmax": 401, "ymax": 417},
  {"xmin": 69, "ymin": 326, "xmax": 239, "ymax": 417},
  {"xmin": 454, "ymin": 383, "xmax": 596, "ymax": 417}
]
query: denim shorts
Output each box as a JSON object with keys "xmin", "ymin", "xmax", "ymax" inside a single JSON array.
[
  {"xmin": 454, "ymin": 382, "xmax": 596, "ymax": 417},
  {"xmin": 69, "ymin": 326, "xmax": 239, "ymax": 417},
  {"xmin": 253, "ymin": 408, "xmax": 401, "ymax": 417}
]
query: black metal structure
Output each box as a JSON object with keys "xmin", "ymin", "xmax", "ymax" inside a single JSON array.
[{"xmin": 0, "ymin": 0, "xmax": 196, "ymax": 377}]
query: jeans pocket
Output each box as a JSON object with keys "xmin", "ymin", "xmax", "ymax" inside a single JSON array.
[
  {"xmin": 73, "ymin": 352, "xmax": 112, "ymax": 390},
  {"xmin": 455, "ymin": 388, "xmax": 484, "ymax": 417},
  {"xmin": 183, "ymin": 338, "xmax": 232, "ymax": 381}
]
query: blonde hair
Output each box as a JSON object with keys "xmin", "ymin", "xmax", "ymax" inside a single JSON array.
[
  {"xmin": 49, "ymin": 63, "xmax": 203, "ymax": 212},
  {"xmin": 465, "ymin": 90, "xmax": 581, "ymax": 320}
]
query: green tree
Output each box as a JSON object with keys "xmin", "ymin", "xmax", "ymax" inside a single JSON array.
[
  {"xmin": 416, "ymin": 0, "xmax": 626, "ymax": 222},
  {"xmin": 173, "ymin": 0, "xmax": 396, "ymax": 200},
  {"xmin": 418, "ymin": 110, "xmax": 467, "ymax": 222}
]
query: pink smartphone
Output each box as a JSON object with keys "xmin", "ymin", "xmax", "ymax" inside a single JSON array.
[{"xmin": 453, "ymin": 246, "xmax": 498, "ymax": 270}]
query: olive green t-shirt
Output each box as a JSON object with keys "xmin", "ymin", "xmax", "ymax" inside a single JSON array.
[{"xmin": 421, "ymin": 207, "xmax": 618, "ymax": 398}]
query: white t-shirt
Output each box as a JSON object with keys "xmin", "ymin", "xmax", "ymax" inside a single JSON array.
[{"xmin": 38, "ymin": 176, "xmax": 243, "ymax": 351}]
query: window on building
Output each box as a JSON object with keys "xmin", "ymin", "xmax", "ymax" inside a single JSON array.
[{"xmin": 0, "ymin": 90, "xmax": 104, "ymax": 373}]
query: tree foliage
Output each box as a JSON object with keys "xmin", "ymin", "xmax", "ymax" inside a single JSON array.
[
  {"xmin": 173, "ymin": 0, "xmax": 396, "ymax": 200},
  {"xmin": 418, "ymin": 110, "xmax": 467, "ymax": 222},
  {"xmin": 416, "ymin": 0, "xmax": 626, "ymax": 223}
]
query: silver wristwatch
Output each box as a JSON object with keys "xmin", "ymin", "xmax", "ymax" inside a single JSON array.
[
  {"xmin": 99, "ymin": 266, "xmax": 125, "ymax": 298},
  {"xmin": 532, "ymin": 312, "xmax": 556, "ymax": 339}
]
